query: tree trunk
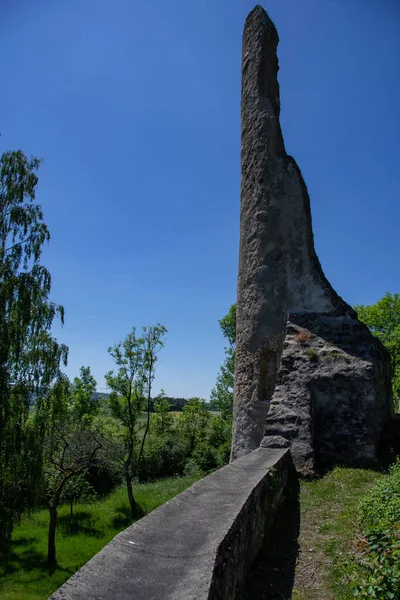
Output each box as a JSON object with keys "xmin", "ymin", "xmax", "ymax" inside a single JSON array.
[
  {"xmin": 125, "ymin": 473, "xmax": 136, "ymax": 519},
  {"xmin": 48, "ymin": 505, "xmax": 58, "ymax": 569}
]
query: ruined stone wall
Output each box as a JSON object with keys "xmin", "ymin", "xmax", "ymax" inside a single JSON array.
[
  {"xmin": 49, "ymin": 449, "xmax": 296, "ymax": 600},
  {"xmin": 232, "ymin": 6, "xmax": 393, "ymax": 472}
]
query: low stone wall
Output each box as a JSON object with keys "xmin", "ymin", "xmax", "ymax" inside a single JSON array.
[{"xmin": 50, "ymin": 448, "xmax": 296, "ymax": 600}]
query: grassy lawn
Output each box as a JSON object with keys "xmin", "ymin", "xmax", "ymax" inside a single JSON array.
[
  {"xmin": 0, "ymin": 475, "xmax": 200, "ymax": 600},
  {"xmin": 292, "ymin": 467, "xmax": 384, "ymax": 600}
]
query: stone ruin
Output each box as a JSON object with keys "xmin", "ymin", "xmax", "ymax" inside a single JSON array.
[{"xmin": 231, "ymin": 5, "xmax": 394, "ymax": 476}]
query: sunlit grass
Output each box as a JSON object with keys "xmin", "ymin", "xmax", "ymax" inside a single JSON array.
[
  {"xmin": 0, "ymin": 475, "xmax": 200, "ymax": 600},
  {"xmin": 299, "ymin": 467, "xmax": 383, "ymax": 599}
]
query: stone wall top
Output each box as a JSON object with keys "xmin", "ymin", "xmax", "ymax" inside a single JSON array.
[{"xmin": 50, "ymin": 448, "xmax": 295, "ymax": 600}]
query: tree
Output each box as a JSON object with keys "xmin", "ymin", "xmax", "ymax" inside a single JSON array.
[
  {"xmin": 210, "ymin": 304, "xmax": 236, "ymax": 420},
  {"xmin": 60, "ymin": 473, "xmax": 95, "ymax": 528},
  {"xmin": 105, "ymin": 325, "xmax": 166, "ymax": 518},
  {"xmin": 152, "ymin": 390, "xmax": 173, "ymax": 436},
  {"xmin": 70, "ymin": 366, "xmax": 98, "ymax": 422},
  {"xmin": 179, "ymin": 398, "xmax": 211, "ymax": 452},
  {"xmin": 137, "ymin": 324, "xmax": 167, "ymax": 464},
  {"xmin": 35, "ymin": 374, "xmax": 102, "ymax": 569},
  {"xmin": 355, "ymin": 293, "xmax": 400, "ymax": 410},
  {"xmin": 0, "ymin": 149, "xmax": 67, "ymax": 554}
]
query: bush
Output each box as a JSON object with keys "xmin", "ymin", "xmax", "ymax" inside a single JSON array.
[
  {"xmin": 349, "ymin": 460, "xmax": 400, "ymax": 599},
  {"xmin": 191, "ymin": 442, "xmax": 221, "ymax": 473},
  {"xmin": 86, "ymin": 457, "xmax": 123, "ymax": 497},
  {"xmin": 137, "ymin": 435, "xmax": 190, "ymax": 482},
  {"xmin": 358, "ymin": 460, "xmax": 400, "ymax": 527}
]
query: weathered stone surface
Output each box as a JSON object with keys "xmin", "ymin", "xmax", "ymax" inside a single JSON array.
[
  {"xmin": 261, "ymin": 316, "xmax": 393, "ymax": 475},
  {"xmin": 232, "ymin": 5, "xmax": 393, "ymax": 468},
  {"xmin": 49, "ymin": 448, "xmax": 296, "ymax": 600}
]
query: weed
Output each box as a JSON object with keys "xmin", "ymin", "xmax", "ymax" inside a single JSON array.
[{"xmin": 305, "ymin": 348, "xmax": 319, "ymax": 362}]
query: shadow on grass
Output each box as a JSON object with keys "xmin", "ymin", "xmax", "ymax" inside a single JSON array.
[
  {"xmin": 111, "ymin": 503, "xmax": 144, "ymax": 530},
  {"xmin": 237, "ymin": 478, "xmax": 300, "ymax": 600},
  {"xmin": 58, "ymin": 511, "xmax": 103, "ymax": 538},
  {"xmin": 0, "ymin": 537, "xmax": 72, "ymax": 578}
]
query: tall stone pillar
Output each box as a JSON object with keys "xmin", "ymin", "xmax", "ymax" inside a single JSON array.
[{"xmin": 231, "ymin": 6, "xmax": 393, "ymax": 471}]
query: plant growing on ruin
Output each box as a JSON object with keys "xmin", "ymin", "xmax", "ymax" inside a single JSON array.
[
  {"xmin": 305, "ymin": 348, "xmax": 319, "ymax": 362},
  {"xmin": 295, "ymin": 329, "xmax": 312, "ymax": 344}
]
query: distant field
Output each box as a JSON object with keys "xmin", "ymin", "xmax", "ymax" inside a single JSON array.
[{"xmin": 0, "ymin": 476, "xmax": 200, "ymax": 600}]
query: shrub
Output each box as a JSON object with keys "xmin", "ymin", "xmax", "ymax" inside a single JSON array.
[
  {"xmin": 86, "ymin": 457, "xmax": 123, "ymax": 497},
  {"xmin": 137, "ymin": 435, "xmax": 190, "ymax": 482},
  {"xmin": 349, "ymin": 460, "xmax": 400, "ymax": 598},
  {"xmin": 191, "ymin": 442, "xmax": 220, "ymax": 473},
  {"xmin": 305, "ymin": 348, "xmax": 319, "ymax": 362},
  {"xmin": 358, "ymin": 460, "xmax": 400, "ymax": 527}
]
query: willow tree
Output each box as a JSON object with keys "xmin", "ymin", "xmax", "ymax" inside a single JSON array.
[{"xmin": 0, "ymin": 149, "xmax": 67, "ymax": 554}]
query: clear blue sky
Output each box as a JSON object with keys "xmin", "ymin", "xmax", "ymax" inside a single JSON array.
[{"xmin": 1, "ymin": 0, "xmax": 399, "ymax": 398}]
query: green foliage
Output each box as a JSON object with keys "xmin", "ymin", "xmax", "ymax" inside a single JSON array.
[
  {"xmin": 60, "ymin": 474, "xmax": 95, "ymax": 525},
  {"xmin": 305, "ymin": 348, "xmax": 319, "ymax": 362},
  {"xmin": 358, "ymin": 460, "xmax": 400, "ymax": 527},
  {"xmin": 0, "ymin": 149, "xmax": 67, "ymax": 554},
  {"xmin": 191, "ymin": 441, "xmax": 220, "ymax": 473},
  {"xmin": 105, "ymin": 325, "xmax": 167, "ymax": 517},
  {"xmin": 152, "ymin": 390, "xmax": 173, "ymax": 436},
  {"xmin": 34, "ymin": 375, "xmax": 103, "ymax": 567},
  {"xmin": 354, "ymin": 293, "xmax": 400, "ymax": 408},
  {"xmin": 348, "ymin": 461, "xmax": 400, "ymax": 598},
  {"xmin": 218, "ymin": 303, "xmax": 236, "ymax": 348},
  {"xmin": 70, "ymin": 366, "xmax": 98, "ymax": 422},
  {"xmin": 137, "ymin": 435, "xmax": 190, "ymax": 482},
  {"xmin": 179, "ymin": 397, "xmax": 211, "ymax": 451},
  {"xmin": 210, "ymin": 303, "xmax": 236, "ymax": 420}
]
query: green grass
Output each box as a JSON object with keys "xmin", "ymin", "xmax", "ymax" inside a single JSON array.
[
  {"xmin": 294, "ymin": 467, "xmax": 384, "ymax": 599},
  {"xmin": 0, "ymin": 475, "xmax": 200, "ymax": 600}
]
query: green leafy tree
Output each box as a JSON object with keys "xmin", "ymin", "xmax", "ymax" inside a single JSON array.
[
  {"xmin": 35, "ymin": 375, "xmax": 102, "ymax": 569},
  {"xmin": 0, "ymin": 149, "xmax": 67, "ymax": 554},
  {"xmin": 210, "ymin": 304, "xmax": 236, "ymax": 420},
  {"xmin": 105, "ymin": 325, "xmax": 166, "ymax": 518},
  {"xmin": 355, "ymin": 293, "xmax": 400, "ymax": 409},
  {"xmin": 137, "ymin": 324, "xmax": 167, "ymax": 464},
  {"xmin": 60, "ymin": 473, "xmax": 95, "ymax": 527},
  {"xmin": 179, "ymin": 397, "xmax": 211, "ymax": 452},
  {"xmin": 152, "ymin": 390, "xmax": 173, "ymax": 436},
  {"xmin": 70, "ymin": 366, "xmax": 98, "ymax": 422},
  {"xmin": 106, "ymin": 329, "xmax": 145, "ymax": 517}
]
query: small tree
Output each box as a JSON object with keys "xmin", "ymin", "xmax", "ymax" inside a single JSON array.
[
  {"xmin": 137, "ymin": 324, "xmax": 167, "ymax": 463},
  {"xmin": 70, "ymin": 366, "xmax": 98, "ymax": 422},
  {"xmin": 105, "ymin": 325, "xmax": 166, "ymax": 517},
  {"xmin": 179, "ymin": 398, "xmax": 211, "ymax": 452},
  {"xmin": 35, "ymin": 373, "xmax": 102, "ymax": 569},
  {"xmin": 152, "ymin": 390, "xmax": 173, "ymax": 436},
  {"xmin": 60, "ymin": 473, "xmax": 95, "ymax": 527}
]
